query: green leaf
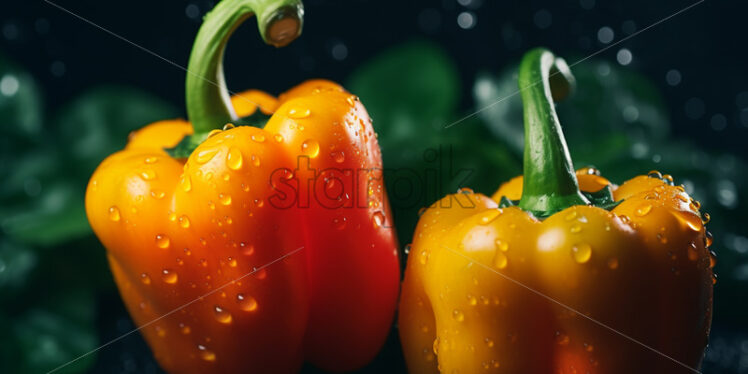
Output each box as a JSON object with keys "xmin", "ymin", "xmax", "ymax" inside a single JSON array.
[
  {"xmin": 0, "ymin": 181, "xmax": 90, "ymax": 246},
  {"xmin": 0, "ymin": 241, "xmax": 37, "ymax": 299},
  {"xmin": 9, "ymin": 291, "xmax": 97, "ymax": 374},
  {"xmin": 55, "ymin": 86, "xmax": 178, "ymax": 179},
  {"xmin": 0, "ymin": 52, "xmax": 44, "ymax": 142}
]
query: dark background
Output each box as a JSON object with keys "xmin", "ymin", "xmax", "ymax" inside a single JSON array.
[{"xmin": 2, "ymin": 0, "xmax": 747, "ymax": 373}]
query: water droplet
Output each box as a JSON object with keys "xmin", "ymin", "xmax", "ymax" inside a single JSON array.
[
  {"xmin": 636, "ymin": 204, "xmax": 653, "ymax": 216},
  {"xmin": 155, "ymin": 234, "xmax": 170, "ymax": 249},
  {"xmin": 144, "ymin": 156, "xmax": 158, "ymax": 164},
  {"xmin": 372, "ymin": 211, "xmax": 386, "ymax": 228},
  {"xmin": 332, "ymin": 215, "xmax": 347, "ymax": 230},
  {"xmin": 155, "ymin": 326, "xmax": 166, "ymax": 337},
  {"xmin": 273, "ymin": 134, "xmax": 284, "ymax": 143},
  {"xmin": 458, "ymin": 187, "xmax": 474, "ymax": 194},
  {"xmin": 226, "ymin": 147, "xmax": 243, "ymax": 170},
  {"xmin": 607, "ymin": 257, "xmax": 619, "ymax": 269},
  {"xmin": 495, "ymin": 239, "xmax": 509, "ymax": 252},
  {"xmin": 237, "ymin": 294, "xmax": 258, "ymax": 312},
  {"xmin": 301, "ymin": 139, "xmax": 320, "ymax": 158},
  {"xmin": 222, "ymin": 123, "xmax": 235, "ymax": 131},
  {"xmin": 196, "ymin": 149, "xmax": 218, "ymax": 164},
  {"xmin": 571, "ymin": 243, "xmax": 592, "ymax": 263},
  {"xmin": 251, "ymin": 134, "xmax": 266, "ymax": 143},
  {"xmin": 419, "ymin": 250, "xmax": 429, "ymax": 265},
  {"xmin": 179, "ymin": 323, "xmax": 191, "ymax": 334},
  {"xmin": 180, "ymin": 175, "xmax": 192, "ymax": 192},
  {"xmin": 214, "ymin": 305, "xmax": 233, "ymax": 324},
  {"xmin": 219, "ymin": 193, "xmax": 232, "ymax": 206},
  {"xmin": 459, "ymin": 295, "xmax": 475, "ymax": 309},
  {"xmin": 228, "ymin": 257, "xmax": 237, "ymax": 267},
  {"xmin": 555, "ymin": 331, "xmax": 570, "ymax": 345},
  {"xmin": 709, "ymin": 250, "xmax": 717, "ymax": 269},
  {"xmin": 570, "ymin": 224, "xmax": 582, "ymax": 233},
  {"xmin": 480, "ymin": 209, "xmax": 501, "ymax": 224},
  {"xmin": 494, "ymin": 252, "xmax": 508, "ymax": 269},
  {"xmin": 240, "ymin": 243, "xmax": 255, "ymax": 256},
  {"xmin": 288, "ymin": 107, "xmax": 311, "ymax": 119},
  {"xmin": 197, "ymin": 344, "xmax": 216, "ymax": 362},
  {"xmin": 564, "ymin": 211, "xmax": 577, "ymax": 221},
  {"xmin": 179, "ymin": 215, "xmax": 190, "ymax": 228},
  {"xmin": 452, "ymin": 309, "xmax": 465, "ymax": 322},
  {"xmin": 251, "ymin": 154, "xmax": 261, "ymax": 167},
  {"xmin": 140, "ymin": 169, "xmax": 156, "ymax": 180},
  {"xmin": 151, "ymin": 190, "xmax": 165, "ymax": 199},
  {"xmin": 108, "ymin": 206, "xmax": 121, "ymax": 221},
  {"xmin": 484, "ymin": 338, "xmax": 495, "ymax": 347},
  {"xmin": 161, "ymin": 269, "xmax": 178, "ymax": 284},
  {"xmin": 331, "ymin": 151, "xmax": 345, "ymax": 163},
  {"xmin": 705, "ymin": 231, "xmax": 714, "ymax": 247},
  {"xmin": 648, "ymin": 170, "xmax": 663, "ymax": 179},
  {"xmin": 140, "ymin": 273, "xmax": 151, "ymax": 285},
  {"xmin": 702, "ymin": 212, "xmax": 711, "ymax": 224},
  {"xmin": 688, "ymin": 242, "xmax": 699, "ymax": 261}
]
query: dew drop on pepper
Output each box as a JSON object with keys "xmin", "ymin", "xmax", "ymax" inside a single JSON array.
[
  {"xmin": 196, "ymin": 148, "xmax": 218, "ymax": 164},
  {"xmin": 331, "ymin": 150, "xmax": 345, "ymax": 163},
  {"xmin": 372, "ymin": 211, "xmax": 385, "ymax": 228},
  {"xmin": 494, "ymin": 252, "xmax": 508, "ymax": 269},
  {"xmin": 636, "ymin": 204, "xmax": 652, "ymax": 216},
  {"xmin": 155, "ymin": 234, "xmax": 170, "ymax": 249},
  {"xmin": 571, "ymin": 243, "xmax": 592, "ymax": 263},
  {"xmin": 219, "ymin": 193, "xmax": 232, "ymax": 206},
  {"xmin": 197, "ymin": 344, "xmax": 216, "ymax": 362},
  {"xmin": 140, "ymin": 272, "xmax": 151, "ymax": 285},
  {"xmin": 288, "ymin": 107, "xmax": 311, "ymax": 119},
  {"xmin": 301, "ymin": 139, "xmax": 320, "ymax": 158},
  {"xmin": 161, "ymin": 269, "xmax": 178, "ymax": 284},
  {"xmin": 237, "ymin": 294, "xmax": 258, "ymax": 312},
  {"xmin": 180, "ymin": 175, "xmax": 192, "ymax": 192},
  {"xmin": 108, "ymin": 206, "xmax": 121, "ymax": 222},
  {"xmin": 226, "ymin": 147, "xmax": 243, "ymax": 170},
  {"xmin": 214, "ymin": 305, "xmax": 233, "ymax": 324}
]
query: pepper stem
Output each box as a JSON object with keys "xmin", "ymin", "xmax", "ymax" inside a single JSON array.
[
  {"xmin": 517, "ymin": 48, "xmax": 589, "ymax": 216},
  {"xmin": 186, "ymin": 0, "xmax": 304, "ymax": 134}
]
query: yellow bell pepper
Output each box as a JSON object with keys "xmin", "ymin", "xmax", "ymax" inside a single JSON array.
[{"xmin": 398, "ymin": 48, "xmax": 714, "ymax": 373}]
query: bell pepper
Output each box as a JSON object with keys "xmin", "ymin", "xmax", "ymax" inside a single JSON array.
[
  {"xmin": 85, "ymin": 0, "xmax": 400, "ymax": 372},
  {"xmin": 398, "ymin": 48, "xmax": 714, "ymax": 373}
]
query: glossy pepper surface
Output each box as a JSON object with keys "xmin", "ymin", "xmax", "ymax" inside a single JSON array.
[
  {"xmin": 398, "ymin": 48, "xmax": 714, "ymax": 373},
  {"xmin": 85, "ymin": 0, "xmax": 399, "ymax": 372}
]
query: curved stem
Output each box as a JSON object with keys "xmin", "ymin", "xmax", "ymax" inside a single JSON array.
[
  {"xmin": 517, "ymin": 48, "xmax": 589, "ymax": 216},
  {"xmin": 186, "ymin": 0, "xmax": 304, "ymax": 134}
]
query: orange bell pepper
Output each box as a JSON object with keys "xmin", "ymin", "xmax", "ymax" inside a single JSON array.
[
  {"xmin": 85, "ymin": 0, "xmax": 399, "ymax": 372},
  {"xmin": 398, "ymin": 48, "xmax": 713, "ymax": 373}
]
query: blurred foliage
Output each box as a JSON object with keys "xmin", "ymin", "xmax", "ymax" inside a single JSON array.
[{"xmin": 0, "ymin": 52, "xmax": 178, "ymax": 373}]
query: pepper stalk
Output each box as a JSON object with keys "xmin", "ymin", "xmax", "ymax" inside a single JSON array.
[
  {"xmin": 517, "ymin": 48, "xmax": 591, "ymax": 217},
  {"xmin": 185, "ymin": 0, "xmax": 304, "ymax": 136}
]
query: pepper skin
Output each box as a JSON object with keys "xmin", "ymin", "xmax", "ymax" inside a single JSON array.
[
  {"xmin": 85, "ymin": 1, "xmax": 399, "ymax": 372},
  {"xmin": 398, "ymin": 48, "xmax": 713, "ymax": 373}
]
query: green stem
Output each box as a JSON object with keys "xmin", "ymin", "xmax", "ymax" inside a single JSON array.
[
  {"xmin": 517, "ymin": 48, "xmax": 589, "ymax": 216},
  {"xmin": 186, "ymin": 0, "xmax": 304, "ymax": 134}
]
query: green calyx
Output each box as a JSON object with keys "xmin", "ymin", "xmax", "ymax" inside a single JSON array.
[
  {"xmin": 516, "ymin": 48, "xmax": 591, "ymax": 217},
  {"xmin": 167, "ymin": 0, "xmax": 304, "ymax": 157}
]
